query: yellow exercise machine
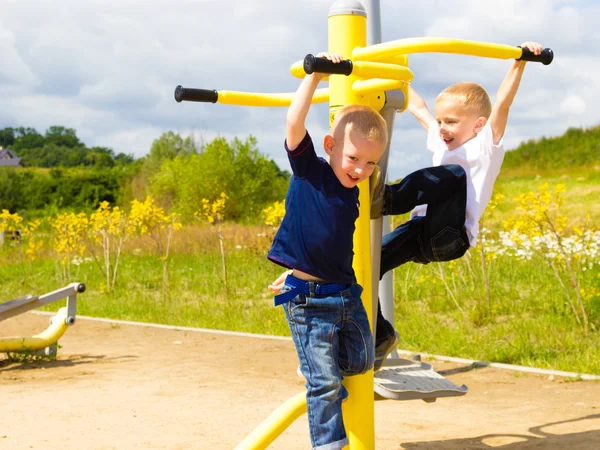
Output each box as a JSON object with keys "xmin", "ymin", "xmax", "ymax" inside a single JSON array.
[
  {"xmin": 174, "ymin": 1, "xmax": 552, "ymax": 448},
  {"xmin": 0, "ymin": 283, "xmax": 86, "ymax": 357}
]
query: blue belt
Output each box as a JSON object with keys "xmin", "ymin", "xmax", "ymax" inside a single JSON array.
[{"xmin": 274, "ymin": 274, "xmax": 347, "ymax": 306}]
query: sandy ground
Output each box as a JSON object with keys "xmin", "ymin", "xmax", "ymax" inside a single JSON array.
[{"xmin": 1, "ymin": 312, "xmax": 600, "ymax": 450}]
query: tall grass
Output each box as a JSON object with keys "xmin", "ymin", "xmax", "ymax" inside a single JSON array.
[
  {"xmin": 391, "ymin": 252, "xmax": 600, "ymax": 373},
  {"xmin": 0, "ymin": 225, "xmax": 289, "ymax": 336}
]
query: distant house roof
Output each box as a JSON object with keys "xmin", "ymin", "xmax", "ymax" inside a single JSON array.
[{"xmin": 0, "ymin": 146, "xmax": 22, "ymax": 167}]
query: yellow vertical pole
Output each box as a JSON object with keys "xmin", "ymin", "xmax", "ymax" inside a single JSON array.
[{"xmin": 328, "ymin": 3, "xmax": 374, "ymax": 449}]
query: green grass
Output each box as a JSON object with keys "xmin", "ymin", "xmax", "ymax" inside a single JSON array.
[
  {"xmin": 493, "ymin": 166, "xmax": 600, "ymax": 227},
  {"xmin": 391, "ymin": 255, "xmax": 600, "ymax": 374},
  {"xmin": 1, "ymin": 244, "xmax": 598, "ymax": 374},
  {"xmin": 0, "ymin": 251, "xmax": 290, "ymax": 337}
]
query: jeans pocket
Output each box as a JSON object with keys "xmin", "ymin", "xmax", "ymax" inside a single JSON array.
[
  {"xmin": 340, "ymin": 284, "xmax": 362, "ymax": 301},
  {"xmin": 431, "ymin": 226, "xmax": 469, "ymax": 261}
]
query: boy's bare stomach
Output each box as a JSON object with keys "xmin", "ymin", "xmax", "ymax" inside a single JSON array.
[{"xmin": 292, "ymin": 269, "xmax": 327, "ymax": 283}]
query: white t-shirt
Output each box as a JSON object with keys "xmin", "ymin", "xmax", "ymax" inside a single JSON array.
[{"xmin": 410, "ymin": 121, "xmax": 505, "ymax": 247}]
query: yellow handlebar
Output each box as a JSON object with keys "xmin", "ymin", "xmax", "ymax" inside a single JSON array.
[{"xmin": 176, "ymin": 37, "xmax": 552, "ymax": 109}]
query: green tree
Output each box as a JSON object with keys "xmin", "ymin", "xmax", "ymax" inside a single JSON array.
[
  {"xmin": 12, "ymin": 127, "xmax": 44, "ymax": 151},
  {"xmin": 149, "ymin": 135, "xmax": 288, "ymax": 222},
  {"xmin": 147, "ymin": 131, "xmax": 197, "ymax": 163},
  {"xmin": 115, "ymin": 152, "xmax": 135, "ymax": 166},
  {"xmin": 44, "ymin": 126, "xmax": 84, "ymax": 148},
  {"xmin": 0, "ymin": 127, "xmax": 15, "ymax": 147},
  {"xmin": 84, "ymin": 147, "xmax": 116, "ymax": 169}
]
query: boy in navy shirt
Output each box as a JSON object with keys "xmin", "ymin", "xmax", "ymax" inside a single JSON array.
[{"xmin": 267, "ymin": 52, "xmax": 387, "ymax": 450}]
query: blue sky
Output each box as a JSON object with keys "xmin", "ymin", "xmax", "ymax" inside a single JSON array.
[{"xmin": 1, "ymin": 0, "xmax": 598, "ymax": 180}]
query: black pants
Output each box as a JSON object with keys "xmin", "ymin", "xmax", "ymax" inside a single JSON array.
[{"xmin": 376, "ymin": 164, "xmax": 470, "ymax": 346}]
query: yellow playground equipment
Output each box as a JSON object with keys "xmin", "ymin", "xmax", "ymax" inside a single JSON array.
[
  {"xmin": 0, "ymin": 283, "xmax": 86, "ymax": 358},
  {"xmin": 174, "ymin": 1, "xmax": 552, "ymax": 448}
]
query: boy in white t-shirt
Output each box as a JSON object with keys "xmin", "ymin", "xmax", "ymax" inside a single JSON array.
[{"xmin": 370, "ymin": 41, "xmax": 544, "ymax": 368}]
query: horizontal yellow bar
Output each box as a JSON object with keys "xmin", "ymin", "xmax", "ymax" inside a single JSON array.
[
  {"xmin": 0, "ymin": 307, "xmax": 68, "ymax": 352},
  {"xmin": 389, "ymin": 54, "xmax": 408, "ymax": 66},
  {"xmin": 218, "ymin": 89, "xmax": 329, "ymax": 107},
  {"xmin": 290, "ymin": 59, "xmax": 412, "ymax": 82},
  {"xmin": 352, "ymin": 61, "xmax": 413, "ymax": 82},
  {"xmin": 353, "ymin": 37, "xmax": 522, "ymax": 62},
  {"xmin": 290, "ymin": 60, "xmax": 305, "ymax": 79},
  {"xmin": 352, "ymin": 78, "xmax": 406, "ymax": 96},
  {"xmin": 235, "ymin": 391, "xmax": 307, "ymax": 450},
  {"xmin": 290, "ymin": 60, "xmax": 331, "ymax": 81}
]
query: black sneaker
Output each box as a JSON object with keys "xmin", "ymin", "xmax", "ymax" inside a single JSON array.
[
  {"xmin": 374, "ymin": 331, "xmax": 400, "ymax": 371},
  {"xmin": 370, "ymin": 165, "xmax": 385, "ymax": 220}
]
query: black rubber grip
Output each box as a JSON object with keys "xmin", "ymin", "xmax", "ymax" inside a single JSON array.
[
  {"xmin": 303, "ymin": 54, "xmax": 353, "ymax": 76},
  {"xmin": 517, "ymin": 47, "xmax": 554, "ymax": 65},
  {"xmin": 77, "ymin": 283, "xmax": 86, "ymax": 293},
  {"xmin": 174, "ymin": 85, "xmax": 218, "ymax": 103}
]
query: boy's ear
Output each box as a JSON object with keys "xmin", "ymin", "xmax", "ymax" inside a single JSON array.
[
  {"xmin": 473, "ymin": 116, "xmax": 487, "ymax": 134},
  {"xmin": 323, "ymin": 135, "xmax": 334, "ymax": 155}
]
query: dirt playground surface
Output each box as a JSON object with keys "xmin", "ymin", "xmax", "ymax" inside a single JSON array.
[{"xmin": 1, "ymin": 312, "xmax": 600, "ymax": 450}]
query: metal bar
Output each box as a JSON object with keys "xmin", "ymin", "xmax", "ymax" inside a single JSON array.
[
  {"xmin": 352, "ymin": 61, "xmax": 413, "ymax": 81},
  {"xmin": 0, "ymin": 307, "xmax": 70, "ymax": 352},
  {"xmin": 352, "ymin": 78, "xmax": 407, "ymax": 96},
  {"xmin": 328, "ymin": 2, "xmax": 375, "ymax": 449},
  {"xmin": 352, "ymin": 37, "xmax": 522, "ymax": 62},
  {"xmin": 0, "ymin": 282, "xmax": 84, "ymax": 322},
  {"xmin": 216, "ymin": 89, "xmax": 329, "ymax": 107},
  {"xmin": 234, "ymin": 392, "xmax": 307, "ymax": 450}
]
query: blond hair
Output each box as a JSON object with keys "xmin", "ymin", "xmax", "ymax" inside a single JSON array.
[
  {"xmin": 331, "ymin": 104, "xmax": 388, "ymax": 148},
  {"xmin": 436, "ymin": 82, "xmax": 492, "ymax": 119}
]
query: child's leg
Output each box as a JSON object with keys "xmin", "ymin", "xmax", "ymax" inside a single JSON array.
[
  {"xmin": 336, "ymin": 284, "xmax": 375, "ymax": 377},
  {"xmin": 375, "ymin": 217, "xmax": 425, "ymax": 348},
  {"xmin": 379, "ymin": 216, "xmax": 426, "ymax": 277},
  {"xmin": 383, "ymin": 165, "xmax": 468, "ymax": 216},
  {"xmin": 420, "ymin": 164, "xmax": 470, "ymax": 262},
  {"xmin": 376, "ymin": 164, "xmax": 468, "ymax": 348},
  {"xmin": 282, "ymin": 288, "xmax": 350, "ymax": 450}
]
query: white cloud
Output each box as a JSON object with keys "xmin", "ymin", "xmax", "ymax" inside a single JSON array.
[
  {"xmin": 0, "ymin": 0, "xmax": 598, "ymax": 180},
  {"xmin": 560, "ymin": 94, "xmax": 586, "ymax": 115},
  {"xmin": 0, "ymin": 21, "xmax": 38, "ymax": 85}
]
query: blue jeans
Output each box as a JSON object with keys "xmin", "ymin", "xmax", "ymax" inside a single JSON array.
[
  {"xmin": 281, "ymin": 281, "xmax": 374, "ymax": 450},
  {"xmin": 376, "ymin": 164, "xmax": 470, "ymax": 346}
]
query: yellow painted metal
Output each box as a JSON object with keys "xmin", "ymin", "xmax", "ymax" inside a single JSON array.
[
  {"xmin": 354, "ymin": 91, "xmax": 386, "ymax": 113},
  {"xmin": 217, "ymin": 89, "xmax": 329, "ymax": 107},
  {"xmin": 234, "ymin": 392, "xmax": 307, "ymax": 450},
  {"xmin": 329, "ymin": 9, "xmax": 375, "ymax": 450},
  {"xmin": 290, "ymin": 60, "xmax": 304, "ymax": 78},
  {"xmin": 353, "ymin": 78, "xmax": 408, "ymax": 96},
  {"xmin": 352, "ymin": 61, "xmax": 413, "ymax": 82},
  {"xmin": 290, "ymin": 61, "xmax": 331, "ymax": 82},
  {"xmin": 389, "ymin": 54, "xmax": 408, "ymax": 66},
  {"xmin": 353, "ymin": 37, "xmax": 522, "ymax": 62},
  {"xmin": 290, "ymin": 59, "xmax": 412, "ymax": 83},
  {"xmin": 0, "ymin": 307, "xmax": 68, "ymax": 352}
]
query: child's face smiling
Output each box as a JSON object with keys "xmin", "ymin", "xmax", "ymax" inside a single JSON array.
[
  {"xmin": 434, "ymin": 99, "xmax": 485, "ymax": 151},
  {"xmin": 326, "ymin": 128, "xmax": 384, "ymax": 188}
]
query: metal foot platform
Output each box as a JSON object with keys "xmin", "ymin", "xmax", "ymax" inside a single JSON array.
[{"xmin": 374, "ymin": 357, "xmax": 468, "ymax": 402}]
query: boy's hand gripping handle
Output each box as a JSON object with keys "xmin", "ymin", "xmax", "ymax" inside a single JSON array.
[
  {"xmin": 174, "ymin": 85, "xmax": 218, "ymax": 103},
  {"xmin": 303, "ymin": 54, "xmax": 353, "ymax": 76},
  {"xmin": 516, "ymin": 47, "xmax": 554, "ymax": 65}
]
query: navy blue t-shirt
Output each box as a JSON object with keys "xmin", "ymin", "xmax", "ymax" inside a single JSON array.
[{"xmin": 267, "ymin": 132, "xmax": 359, "ymax": 285}]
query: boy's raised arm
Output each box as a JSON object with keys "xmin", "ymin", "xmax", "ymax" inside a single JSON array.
[
  {"xmin": 286, "ymin": 74, "xmax": 322, "ymax": 150},
  {"xmin": 287, "ymin": 52, "xmax": 343, "ymax": 150},
  {"xmin": 407, "ymin": 85, "xmax": 435, "ymax": 131},
  {"xmin": 489, "ymin": 41, "xmax": 543, "ymax": 145}
]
